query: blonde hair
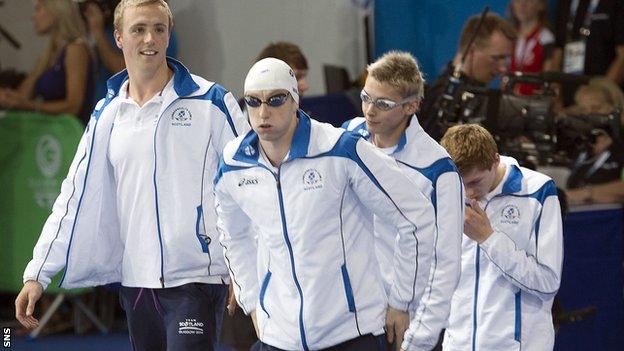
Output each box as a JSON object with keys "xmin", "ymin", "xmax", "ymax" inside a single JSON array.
[
  {"xmin": 366, "ymin": 51, "xmax": 425, "ymax": 100},
  {"xmin": 440, "ymin": 124, "xmax": 498, "ymax": 174},
  {"xmin": 113, "ymin": 0, "xmax": 173, "ymax": 32},
  {"xmin": 508, "ymin": 0, "xmax": 550, "ymax": 29},
  {"xmin": 36, "ymin": 0, "xmax": 87, "ymax": 72},
  {"xmin": 576, "ymin": 77, "xmax": 624, "ymax": 118}
]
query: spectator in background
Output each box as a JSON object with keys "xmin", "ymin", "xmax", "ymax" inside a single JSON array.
[
  {"xmin": 572, "ymin": 77, "xmax": 624, "ymax": 122},
  {"xmin": 83, "ymin": 0, "xmax": 178, "ymax": 103},
  {"xmin": 551, "ymin": 0, "xmax": 624, "ymax": 85},
  {"xmin": 0, "ymin": 0, "xmax": 94, "ymax": 125},
  {"xmin": 566, "ymin": 179, "xmax": 624, "ymax": 204},
  {"xmin": 419, "ymin": 13, "xmax": 516, "ymax": 141},
  {"xmin": 566, "ymin": 78, "xmax": 624, "ymax": 190},
  {"xmin": 508, "ymin": 0, "xmax": 556, "ymax": 95}
]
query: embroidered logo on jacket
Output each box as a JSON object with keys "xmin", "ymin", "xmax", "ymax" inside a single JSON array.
[
  {"xmin": 171, "ymin": 107, "xmax": 192, "ymax": 126},
  {"xmin": 501, "ymin": 205, "xmax": 520, "ymax": 224},
  {"xmin": 178, "ymin": 318, "xmax": 204, "ymax": 334},
  {"xmin": 303, "ymin": 169, "xmax": 323, "ymax": 190}
]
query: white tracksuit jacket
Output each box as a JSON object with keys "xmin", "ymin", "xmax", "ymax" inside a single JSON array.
[
  {"xmin": 343, "ymin": 116, "xmax": 463, "ymax": 351},
  {"xmin": 23, "ymin": 58, "xmax": 249, "ymax": 290},
  {"xmin": 214, "ymin": 112, "xmax": 436, "ymax": 350},
  {"xmin": 443, "ymin": 156, "xmax": 563, "ymax": 351}
]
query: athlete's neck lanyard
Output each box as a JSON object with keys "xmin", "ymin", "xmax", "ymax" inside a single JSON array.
[
  {"xmin": 573, "ymin": 149, "xmax": 611, "ymax": 180},
  {"xmin": 568, "ymin": 0, "xmax": 600, "ymax": 38}
]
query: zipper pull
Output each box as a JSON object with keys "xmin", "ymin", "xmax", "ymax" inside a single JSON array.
[{"xmin": 160, "ymin": 276, "xmax": 165, "ymax": 288}]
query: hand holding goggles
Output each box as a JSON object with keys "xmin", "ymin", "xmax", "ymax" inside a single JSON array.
[
  {"xmin": 360, "ymin": 89, "xmax": 417, "ymax": 111},
  {"xmin": 244, "ymin": 92, "xmax": 291, "ymax": 108}
]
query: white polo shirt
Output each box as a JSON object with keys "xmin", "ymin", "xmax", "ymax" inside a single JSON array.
[{"xmin": 107, "ymin": 77, "xmax": 173, "ymax": 287}]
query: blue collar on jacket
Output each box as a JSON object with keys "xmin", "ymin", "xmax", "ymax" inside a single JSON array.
[
  {"xmin": 233, "ymin": 110, "xmax": 312, "ymax": 165},
  {"xmin": 500, "ymin": 163, "xmax": 523, "ymax": 195},
  {"xmin": 349, "ymin": 117, "xmax": 409, "ymax": 154},
  {"xmin": 104, "ymin": 57, "xmax": 200, "ymax": 102},
  {"xmin": 350, "ymin": 116, "xmax": 523, "ymax": 195}
]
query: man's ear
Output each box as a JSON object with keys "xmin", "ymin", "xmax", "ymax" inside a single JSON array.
[
  {"xmin": 493, "ymin": 153, "xmax": 501, "ymax": 168},
  {"xmin": 114, "ymin": 29, "xmax": 123, "ymax": 49},
  {"xmin": 403, "ymin": 99, "xmax": 420, "ymax": 116}
]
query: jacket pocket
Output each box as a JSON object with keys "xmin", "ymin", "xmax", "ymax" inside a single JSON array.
[
  {"xmin": 341, "ymin": 264, "xmax": 356, "ymax": 312},
  {"xmin": 514, "ymin": 290, "xmax": 521, "ymax": 342},
  {"xmin": 259, "ymin": 271, "xmax": 272, "ymax": 317},
  {"xmin": 195, "ymin": 205, "xmax": 211, "ymax": 253}
]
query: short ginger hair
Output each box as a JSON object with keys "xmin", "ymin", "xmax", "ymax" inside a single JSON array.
[{"xmin": 440, "ymin": 124, "xmax": 499, "ymax": 174}]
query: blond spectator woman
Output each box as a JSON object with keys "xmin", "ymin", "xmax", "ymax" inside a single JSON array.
[{"xmin": 0, "ymin": 0, "xmax": 93, "ymax": 124}]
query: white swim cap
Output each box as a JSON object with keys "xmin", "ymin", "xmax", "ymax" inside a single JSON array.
[{"xmin": 244, "ymin": 57, "xmax": 299, "ymax": 104}]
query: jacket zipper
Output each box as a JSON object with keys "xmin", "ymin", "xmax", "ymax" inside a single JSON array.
[
  {"xmin": 153, "ymin": 97, "xmax": 182, "ymax": 289},
  {"xmin": 471, "ymin": 198, "xmax": 499, "ymax": 350},
  {"xmin": 273, "ymin": 168, "xmax": 309, "ymax": 351}
]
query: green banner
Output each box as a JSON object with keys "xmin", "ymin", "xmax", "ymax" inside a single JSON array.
[{"xmin": 0, "ymin": 111, "xmax": 85, "ymax": 293}]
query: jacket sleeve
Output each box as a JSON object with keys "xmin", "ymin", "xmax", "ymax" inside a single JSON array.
[
  {"xmin": 203, "ymin": 90, "xmax": 249, "ymax": 261},
  {"xmin": 211, "ymin": 90, "xmax": 250, "ymax": 157},
  {"xmin": 22, "ymin": 125, "xmax": 92, "ymax": 290},
  {"xmin": 215, "ymin": 174, "xmax": 258, "ymax": 314},
  {"xmin": 347, "ymin": 138, "xmax": 436, "ymax": 312},
  {"xmin": 479, "ymin": 181, "xmax": 563, "ymax": 301},
  {"xmin": 403, "ymin": 170, "xmax": 464, "ymax": 351}
]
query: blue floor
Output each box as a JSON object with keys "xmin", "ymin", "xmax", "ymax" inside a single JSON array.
[
  {"xmin": 9, "ymin": 332, "xmax": 235, "ymax": 351},
  {"xmin": 10, "ymin": 332, "xmax": 132, "ymax": 351}
]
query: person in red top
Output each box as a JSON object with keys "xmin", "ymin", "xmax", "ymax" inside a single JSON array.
[{"xmin": 508, "ymin": 0, "xmax": 556, "ymax": 95}]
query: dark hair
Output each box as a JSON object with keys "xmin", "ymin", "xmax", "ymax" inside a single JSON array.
[{"xmin": 255, "ymin": 42, "xmax": 308, "ymax": 70}]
